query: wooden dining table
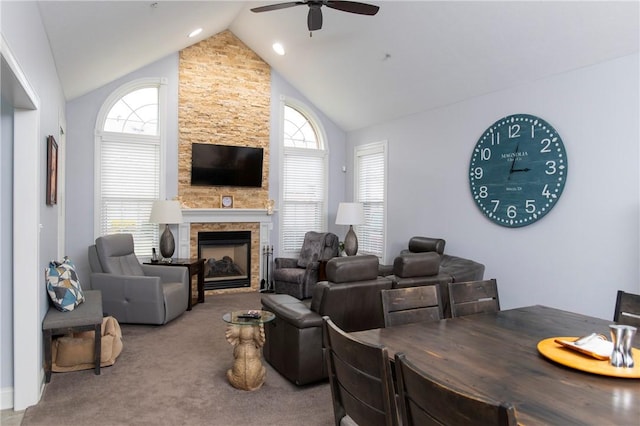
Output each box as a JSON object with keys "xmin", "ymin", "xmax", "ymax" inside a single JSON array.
[{"xmin": 350, "ymin": 305, "xmax": 639, "ymax": 425}]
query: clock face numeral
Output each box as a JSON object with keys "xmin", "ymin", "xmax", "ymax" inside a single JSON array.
[
  {"xmin": 508, "ymin": 124, "xmax": 520, "ymax": 139},
  {"xmin": 469, "ymin": 114, "xmax": 568, "ymax": 228}
]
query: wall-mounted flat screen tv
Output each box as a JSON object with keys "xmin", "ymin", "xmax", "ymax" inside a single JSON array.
[{"xmin": 191, "ymin": 143, "xmax": 264, "ymax": 188}]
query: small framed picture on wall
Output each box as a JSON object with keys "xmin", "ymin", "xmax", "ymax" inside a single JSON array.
[
  {"xmin": 46, "ymin": 135, "xmax": 58, "ymax": 206},
  {"xmin": 221, "ymin": 195, "xmax": 234, "ymax": 208}
]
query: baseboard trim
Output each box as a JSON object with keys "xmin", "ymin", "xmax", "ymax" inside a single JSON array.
[{"xmin": 0, "ymin": 386, "xmax": 14, "ymax": 410}]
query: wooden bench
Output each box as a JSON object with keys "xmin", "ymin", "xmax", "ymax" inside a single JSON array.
[{"xmin": 42, "ymin": 290, "xmax": 103, "ymax": 383}]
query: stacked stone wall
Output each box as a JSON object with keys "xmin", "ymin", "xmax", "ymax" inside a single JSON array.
[
  {"xmin": 178, "ymin": 30, "xmax": 271, "ymax": 294},
  {"xmin": 178, "ymin": 30, "xmax": 270, "ymax": 210}
]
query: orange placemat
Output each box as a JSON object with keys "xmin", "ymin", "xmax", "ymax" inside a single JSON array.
[{"xmin": 537, "ymin": 337, "xmax": 640, "ymax": 378}]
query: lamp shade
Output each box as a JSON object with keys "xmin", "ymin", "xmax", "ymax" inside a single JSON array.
[
  {"xmin": 335, "ymin": 202, "xmax": 365, "ymax": 226},
  {"xmin": 149, "ymin": 200, "xmax": 183, "ymax": 224}
]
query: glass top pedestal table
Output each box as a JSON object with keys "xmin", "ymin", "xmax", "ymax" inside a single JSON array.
[{"xmin": 222, "ymin": 310, "xmax": 275, "ymax": 391}]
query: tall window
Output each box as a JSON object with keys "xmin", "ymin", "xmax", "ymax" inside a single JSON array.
[
  {"xmin": 95, "ymin": 79, "xmax": 166, "ymax": 257},
  {"xmin": 355, "ymin": 141, "xmax": 387, "ymax": 260},
  {"xmin": 281, "ymin": 103, "xmax": 328, "ymax": 255}
]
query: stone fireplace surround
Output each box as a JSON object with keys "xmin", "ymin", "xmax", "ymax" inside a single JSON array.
[{"xmin": 176, "ymin": 208, "xmax": 272, "ymax": 293}]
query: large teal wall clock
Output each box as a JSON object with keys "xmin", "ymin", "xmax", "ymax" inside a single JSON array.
[{"xmin": 469, "ymin": 114, "xmax": 568, "ymax": 228}]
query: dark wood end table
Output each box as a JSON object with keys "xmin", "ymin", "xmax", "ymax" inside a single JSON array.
[{"xmin": 144, "ymin": 258, "xmax": 205, "ymax": 310}]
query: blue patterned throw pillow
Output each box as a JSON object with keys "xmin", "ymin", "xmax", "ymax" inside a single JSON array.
[{"xmin": 46, "ymin": 257, "xmax": 85, "ymax": 312}]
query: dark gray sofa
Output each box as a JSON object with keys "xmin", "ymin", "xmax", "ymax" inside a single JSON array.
[
  {"xmin": 261, "ymin": 237, "xmax": 485, "ymax": 385},
  {"xmin": 384, "ymin": 236, "xmax": 485, "ymax": 317}
]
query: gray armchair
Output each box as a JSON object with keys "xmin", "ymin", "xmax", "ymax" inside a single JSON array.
[
  {"xmin": 88, "ymin": 233, "xmax": 189, "ymax": 325},
  {"xmin": 273, "ymin": 231, "xmax": 339, "ymax": 299}
]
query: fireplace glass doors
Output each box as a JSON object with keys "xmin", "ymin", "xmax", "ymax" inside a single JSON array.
[{"xmin": 198, "ymin": 231, "xmax": 251, "ymax": 290}]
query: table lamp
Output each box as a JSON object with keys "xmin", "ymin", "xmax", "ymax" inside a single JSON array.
[
  {"xmin": 335, "ymin": 202, "xmax": 365, "ymax": 256},
  {"xmin": 149, "ymin": 200, "xmax": 183, "ymax": 262}
]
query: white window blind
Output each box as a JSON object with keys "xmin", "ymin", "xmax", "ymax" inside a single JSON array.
[
  {"xmin": 96, "ymin": 83, "xmax": 162, "ymax": 257},
  {"xmin": 98, "ymin": 137, "xmax": 160, "ymax": 255},
  {"xmin": 282, "ymin": 150, "xmax": 326, "ymax": 252},
  {"xmin": 281, "ymin": 103, "xmax": 327, "ymax": 254},
  {"xmin": 355, "ymin": 142, "xmax": 386, "ymax": 259}
]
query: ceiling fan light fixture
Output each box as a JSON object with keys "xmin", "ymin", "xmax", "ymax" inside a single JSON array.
[
  {"xmin": 272, "ymin": 42, "xmax": 286, "ymax": 55},
  {"xmin": 251, "ymin": 0, "xmax": 379, "ymax": 33}
]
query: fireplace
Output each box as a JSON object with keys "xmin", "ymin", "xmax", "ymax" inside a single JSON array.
[{"xmin": 198, "ymin": 231, "xmax": 251, "ymax": 290}]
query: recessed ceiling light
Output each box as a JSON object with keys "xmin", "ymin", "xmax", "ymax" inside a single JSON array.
[
  {"xmin": 188, "ymin": 28, "xmax": 203, "ymax": 38},
  {"xmin": 272, "ymin": 42, "xmax": 285, "ymax": 56}
]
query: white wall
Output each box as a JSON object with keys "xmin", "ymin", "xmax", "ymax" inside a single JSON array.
[
  {"xmin": 0, "ymin": 94, "xmax": 15, "ymax": 407},
  {"xmin": 1, "ymin": 0, "xmax": 66, "ymax": 409},
  {"xmin": 347, "ymin": 54, "xmax": 640, "ymax": 320}
]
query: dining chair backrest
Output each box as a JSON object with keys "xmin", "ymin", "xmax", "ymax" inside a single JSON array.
[
  {"xmin": 614, "ymin": 290, "xmax": 640, "ymax": 327},
  {"xmin": 394, "ymin": 352, "xmax": 518, "ymax": 426},
  {"xmin": 381, "ymin": 285, "xmax": 443, "ymax": 327},
  {"xmin": 448, "ymin": 279, "xmax": 500, "ymax": 318},
  {"xmin": 323, "ymin": 316, "xmax": 398, "ymax": 426}
]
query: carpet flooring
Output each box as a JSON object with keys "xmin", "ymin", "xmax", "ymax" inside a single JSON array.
[{"xmin": 23, "ymin": 291, "xmax": 333, "ymax": 425}]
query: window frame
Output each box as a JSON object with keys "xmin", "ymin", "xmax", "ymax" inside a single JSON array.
[
  {"xmin": 94, "ymin": 77, "xmax": 167, "ymax": 255},
  {"xmin": 354, "ymin": 140, "xmax": 388, "ymax": 262},
  {"xmin": 279, "ymin": 97, "xmax": 329, "ymax": 258}
]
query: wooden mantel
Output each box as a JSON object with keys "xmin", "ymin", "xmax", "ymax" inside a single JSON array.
[{"xmin": 181, "ymin": 208, "xmax": 273, "ymax": 224}]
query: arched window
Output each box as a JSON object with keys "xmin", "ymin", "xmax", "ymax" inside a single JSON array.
[
  {"xmin": 103, "ymin": 86, "xmax": 159, "ymax": 135},
  {"xmin": 95, "ymin": 78, "xmax": 166, "ymax": 256},
  {"xmin": 281, "ymin": 101, "xmax": 328, "ymax": 255}
]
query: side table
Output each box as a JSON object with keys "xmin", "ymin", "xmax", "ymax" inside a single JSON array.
[
  {"xmin": 144, "ymin": 258, "xmax": 205, "ymax": 310},
  {"xmin": 222, "ymin": 310, "xmax": 275, "ymax": 391},
  {"xmin": 318, "ymin": 260, "xmax": 328, "ymax": 281}
]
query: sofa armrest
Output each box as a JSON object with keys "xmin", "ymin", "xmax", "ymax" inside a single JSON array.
[
  {"xmin": 91, "ymin": 273, "xmax": 162, "ymax": 297},
  {"xmin": 275, "ymin": 257, "xmax": 299, "ymax": 269},
  {"xmin": 440, "ymin": 255, "xmax": 485, "ymax": 282},
  {"xmin": 261, "ymin": 294, "xmax": 323, "ymax": 329},
  {"xmin": 141, "ymin": 264, "xmax": 188, "ymax": 284},
  {"xmin": 304, "ymin": 261, "xmax": 319, "ymax": 271}
]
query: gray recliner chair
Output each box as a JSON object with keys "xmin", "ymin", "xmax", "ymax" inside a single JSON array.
[
  {"xmin": 88, "ymin": 233, "xmax": 189, "ymax": 325},
  {"xmin": 272, "ymin": 231, "xmax": 340, "ymax": 299}
]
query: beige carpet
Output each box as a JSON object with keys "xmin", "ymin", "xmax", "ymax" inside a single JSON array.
[{"xmin": 23, "ymin": 291, "xmax": 333, "ymax": 425}]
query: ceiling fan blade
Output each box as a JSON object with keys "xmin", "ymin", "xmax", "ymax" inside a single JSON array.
[
  {"xmin": 324, "ymin": 1, "xmax": 379, "ymax": 16},
  {"xmin": 250, "ymin": 2, "xmax": 304, "ymax": 13},
  {"xmin": 307, "ymin": 5, "xmax": 323, "ymax": 31}
]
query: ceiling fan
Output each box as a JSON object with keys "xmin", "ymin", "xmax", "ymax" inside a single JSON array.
[{"xmin": 251, "ymin": 1, "xmax": 380, "ymax": 32}]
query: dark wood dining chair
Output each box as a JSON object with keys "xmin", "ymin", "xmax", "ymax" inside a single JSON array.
[
  {"xmin": 381, "ymin": 285, "xmax": 443, "ymax": 327},
  {"xmin": 394, "ymin": 352, "xmax": 518, "ymax": 426},
  {"xmin": 614, "ymin": 290, "xmax": 640, "ymax": 327},
  {"xmin": 448, "ymin": 278, "xmax": 501, "ymax": 318},
  {"xmin": 323, "ymin": 316, "xmax": 398, "ymax": 426}
]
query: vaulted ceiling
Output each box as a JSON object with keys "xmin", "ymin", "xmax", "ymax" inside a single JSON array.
[{"xmin": 37, "ymin": 1, "xmax": 639, "ymax": 131}]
